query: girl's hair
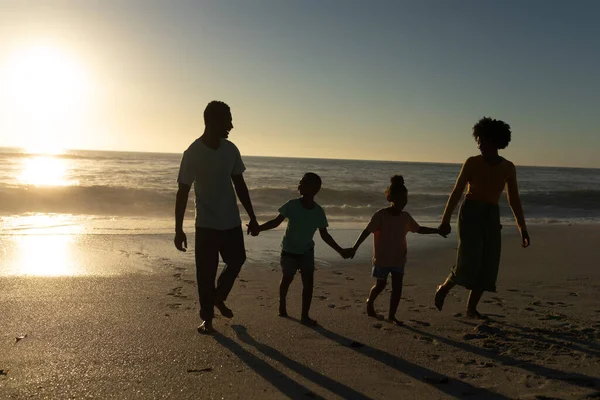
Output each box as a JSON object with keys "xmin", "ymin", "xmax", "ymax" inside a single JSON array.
[{"xmin": 385, "ymin": 175, "xmax": 407, "ymax": 202}]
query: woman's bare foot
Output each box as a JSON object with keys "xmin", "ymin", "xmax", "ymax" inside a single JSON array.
[
  {"xmin": 434, "ymin": 285, "xmax": 447, "ymax": 311},
  {"xmin": 387, "ymin": 316, "xmax": 403, "ymax": 325},
  {"xmin": 466, "ymin": 309, "xmax": 487, "ymax": 320},
  {"xmin": 301, "ymin": 316, "xmax": 318, "ymax": 326},
  {"xmin": 197, "ymin": 320, "xmax": 215, "ymax": 335}
]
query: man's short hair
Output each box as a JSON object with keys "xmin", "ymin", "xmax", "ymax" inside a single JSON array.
[{"xmin": 204, "ymin": 101, "xmax": 231, "ymax": 125}]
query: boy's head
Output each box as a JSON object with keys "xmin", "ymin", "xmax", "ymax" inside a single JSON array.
[
  {"xmin": 385, "ymin": 175, "xmax": 407, "ymax": 208},
  {"xmin": 473, "ymin": 117, "xmax": 511, "ymax": 153},
  {"xmin": 298, "ymin": 172, "xmax": 322, "ymax": 197},
  {"xmin": 204, "ymin": 101, "xmax": 233, "ymax": 138}
]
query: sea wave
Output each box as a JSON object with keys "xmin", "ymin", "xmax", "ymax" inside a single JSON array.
[{"xmin": 3, "ymin": 184, "xmax": 600, "ymax": 220}]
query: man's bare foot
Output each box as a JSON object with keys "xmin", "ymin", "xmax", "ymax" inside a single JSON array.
[
  {"xmin": 434, "ymin": 285, "xmax": 447, "ymax": 311},
  {"xmin": 466, "ymin": 309, "xmax": 487, "ymax": 320},
  {"xmin": 366, "ymin": 300, "xmax": 384, "ymax": 319},
  {"xmin": 216, "ymin": 302, "xmax": 234, "ymax": 319},
  {"xmin": 197, "ymin": 320, "xmax": 215, "ymax": 335},
  {"xmin": 278, "ymin": 309, "xmax": 288, "ymax": 318},
  {"xmin": 387, "ymin": 316, "xmax": 403, "ymax": 325},
  {"xmin": 301, "ymin": 316, "xmax": 318, "ymax": 326}
]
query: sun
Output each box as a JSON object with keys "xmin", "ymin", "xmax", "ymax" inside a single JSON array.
[{"xmin": 1, "ymin": 42, "xmax": 91, "ymax": 153}]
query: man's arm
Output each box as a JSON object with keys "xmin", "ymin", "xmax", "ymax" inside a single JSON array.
[
  {"xmin": 231, "ymin": 174, "xmax": 258, "ymax": 234},
  {"xmin": 174, "ymin": 183, "xmax": 191, "ymax": 251}
]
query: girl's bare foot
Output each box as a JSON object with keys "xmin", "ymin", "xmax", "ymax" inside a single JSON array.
[
  {"xmin": 366, "ymin": 300, "xmax": 384, "ymax": 319},
  {"xmin": 301, "ymin": 316, "xmax": 318, "ymax": 326},
  {"xmin": 197, "ymin": 320, "xmax": 215, "ymax": 335},
  {"xmin": 216, "ymin": 302, "xmax": 234, "ymax": 319},
  {"xmin": 434, "ymin": 285, "xmax": 447, "ymax": 311},
  {"xmin": 387, "ymin": 316, "xmax": 403, "ymax": 325}
]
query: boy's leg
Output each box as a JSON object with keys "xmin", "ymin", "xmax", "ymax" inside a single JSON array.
[
  {"xmin": 195, "ymin": 228, "xmax": 220, "ymax": 333},
  {"xmin": 300, "ymin": 269, "xmax": 316, "ymax": 325},
  {"xmin": 300, "ymin": 251, "xmax": 316, "ymax": 325},
  {"xmin": 367, "ymin": 267, "xmax": 387, "ymax": 319},
  {"xmin": 215, "ymin": 226, "xmax": 246, "ymax": 318},
  {"xmin": 388, "ymin": 272, "xmax": 404, "ymax": 323},
  {"xmin": 279, "ymin": 274, "xmax": 294, "ymax": 317}
]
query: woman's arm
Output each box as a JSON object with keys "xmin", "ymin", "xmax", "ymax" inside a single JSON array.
[
  {"xmin": 441, "ymin": 158, "xmax": 471, "ymax": 225},
  {"xmin": 506, "ymin": 163, "xmax": 530, "ymax": 247}
]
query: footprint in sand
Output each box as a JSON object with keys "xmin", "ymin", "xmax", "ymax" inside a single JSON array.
[
  {"xmin": 167, "ymin": 303, "xmax": 182, "ymax": 309},
  {"xmin": 506, "ymin": 289, "xmax": 519, "ymax": 292},
  {"xmin": 315, "ymin": 295, "xmax": 328, "ymax": 300},
  {"xmin": 332, "ymin": 271, "xmax": 343, "ymax": 275},
  {"xmin": 173, "ymin": 273, "xmax": 182, "ymax": 279},
  {"xmin": 327, "ymin": 304, "xmax": 336, "ymax": 309},
  {"xmin": 183, "ymin": 279, "xmax": 195, "ymax": 285}
]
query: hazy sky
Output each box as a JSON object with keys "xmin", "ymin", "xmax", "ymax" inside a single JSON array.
[{"xmin": 1, "ymin": 1, "xmax": 599, "ymax": 167}]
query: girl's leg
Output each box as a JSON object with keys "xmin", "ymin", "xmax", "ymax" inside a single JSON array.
[
  {"xmin": 466, "ymin": 290, "xmax": 485, "ymax": 319},
  {"xmin": 435, "ymin": 276, "xmax": 456, "ymax": 311},
  {"xmin": 279, "ymin": 274, "xmax": 294, "ymax": 317},
  {"xmin": 388, "ymin": 272, "xmax": 404, "ymax": 323},
  {"xmin": 367, "ymin": 279, "xmax": 387, "ymax": 318}
]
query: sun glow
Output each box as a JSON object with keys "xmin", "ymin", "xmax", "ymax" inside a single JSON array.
[
  {"xmin": 17, "ymin": 156, "xmax": 78, "ymax": 187},
  {"xmin": 1, "ymin": 41, "xmax": 92, "ymax": 153}
]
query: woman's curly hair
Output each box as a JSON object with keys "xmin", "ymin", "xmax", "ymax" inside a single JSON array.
[
  {"xmin": 473, "ymin": 117, "xmax": 511, "ymax": 150},
  {"xmin": 385, "ymin": 175, "xmax": 407, "ymax": 202}
]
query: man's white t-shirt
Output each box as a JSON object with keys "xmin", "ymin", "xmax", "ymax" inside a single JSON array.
[{"xmin": 177, "ymin": 138, "xmax": 246, "ymax": 230}]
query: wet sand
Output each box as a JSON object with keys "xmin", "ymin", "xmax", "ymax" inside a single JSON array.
[{"xmin": 1, "ymin": 225, "xmax": 600, "ymax": 399}]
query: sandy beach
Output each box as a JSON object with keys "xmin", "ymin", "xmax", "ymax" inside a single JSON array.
[{"xmin": 2, "ymin": 224, "xmax": 600, "ymax": 399}]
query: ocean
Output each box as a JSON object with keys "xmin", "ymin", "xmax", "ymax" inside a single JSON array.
[{"xmin": 1, "ymin": 147, "xmax": 599, "ymax": 275}]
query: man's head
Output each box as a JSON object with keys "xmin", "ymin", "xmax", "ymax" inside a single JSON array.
[
  {"xmin": 204, "ymin": 101, "xmax": 233, "ymax": 138},
  {"xmin": 298, "ymin": 172, "xmax": 322, "ymax": 197}
]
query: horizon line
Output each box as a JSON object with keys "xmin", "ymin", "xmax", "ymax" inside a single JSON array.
[{"xmin": 0, "ymin": 145, "xmax": 598, "ymax": 170}]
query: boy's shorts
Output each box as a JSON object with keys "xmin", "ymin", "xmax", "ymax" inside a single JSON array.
[
  {"xmin": 372, "ymin": 265, "xmax": 404, "ymax": 280},
  {"xmin": 280, "ymin": 249, "xmax": 315, "ymax": 277}
]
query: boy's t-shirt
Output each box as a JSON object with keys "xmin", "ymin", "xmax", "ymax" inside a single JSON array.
[
  {"xmin": 366, "ymin": 209, "xmax": 420, "ymax": 270},
  {"xmin": 278, "ymin": 199, "xmax": 329, "ymax": 255}
]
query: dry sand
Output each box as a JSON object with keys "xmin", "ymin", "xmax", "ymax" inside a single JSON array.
[{"xmin": 1, "ymin": 225, "xmax": 600, "ymax": 399}]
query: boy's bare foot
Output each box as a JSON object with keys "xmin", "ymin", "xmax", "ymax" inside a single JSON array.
[
  {"xmin": 197, "ymin": 320, "xmax": 215, "ymax": 334},
  {"xmin": 466, "ymin": 309, "xmax": 487, "ymax": 320},
  {"xmin": 434, "ymin": 285, "xmax": 447, "ymax": 311},
  {"xmin": 301, "ymin": 316, "xmax": 318, "ymax": 326},
  {"xmin": 216, "ymin": 302, "xmax": 234, "ymax": 319},
  {"xmin": 387, "ymin": 316, "xmax": 403, "ymax": 325},
  {"xmin": 366, "ymin": 300, "xmax": 384, "ymax": 319}
]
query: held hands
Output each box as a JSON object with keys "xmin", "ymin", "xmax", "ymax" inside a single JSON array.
[
  {"xmin": 246, "ymin": 218, "xmax": 260, "ymax": 236},
  {"xmin": 340, "ymin": 248, "xmax": 356, "ymax": 260},
  {"xmin": 438, "ymin": 222, "xmax": 451, "ymax": 237},
  {"xmin": 521, "ymin": 229, "xmax": 531, "ymax": 248},
  {"xmin": 174, "ymin": 230, "xmax": 187, "ymax": 252}
]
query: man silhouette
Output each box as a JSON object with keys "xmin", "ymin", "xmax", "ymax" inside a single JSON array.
[{"xmin": 174, "ymin": 100, "xmax": 258, "ymax": 334}]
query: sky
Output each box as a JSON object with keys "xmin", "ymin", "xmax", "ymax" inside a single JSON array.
[{"xmin": 0, "ymin": 0, "xmax": 599, "ymax": 167}]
